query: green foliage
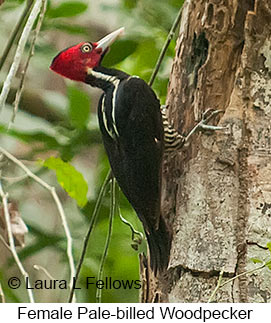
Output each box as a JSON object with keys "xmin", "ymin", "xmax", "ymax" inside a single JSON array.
[
  {"xmin": 0, "ymin": 125, "xmax": 60, "ymax": 149},
  {"xmin": 102, "ymin": 39, "xmax": 139, "ymax": 67},
  {"xmin": 41, "ymin": 0, "xmax": 90, "ymax": 36},
  {"xmin": 52, "ymin": 23, "xmax": 88, "ymax": 35},
  {"xmin": 250, "ymin": 241, "xmax": 271, "ymax": 272},
  {"xmin": 47, "ymin": 1, "xmax": 88, "ymax": 18},
  {"xmin": 267, "ymin": 261, "xmax": 271, "ymax": 272},
  {"xmin": 17, "ymin": 224, "xmax": 64, "ymax": 262},
  {"xmin": 267, "ymin": 242, "xmax": 271, "ymax": 271},
  {"xmin": 250, "ymin": 258, "xmax": 263, "ymax": 264},
  {"xmin": 43, "ymin": 156, "xmax": 88, "ymax": 207},
  {"xmin": 122, "ymin": 0, "xmax": 137, "ymax": 10},
  {"xmin": 68, "ymin": 86, "xmax": 91, "ymax": 129}
]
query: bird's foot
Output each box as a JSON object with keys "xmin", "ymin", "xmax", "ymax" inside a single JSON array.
[
  {"xmin": 185, "ymin": 109, "xmax": 226, "ymax": 143},
  {"xmin": 197, "ymin": 108, "xmax": 226, "ymax": 130}
]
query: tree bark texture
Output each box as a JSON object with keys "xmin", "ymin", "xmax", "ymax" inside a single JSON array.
[{"xmin": 156, "ymin": 0, "xmax": 271, "ymax": 303}]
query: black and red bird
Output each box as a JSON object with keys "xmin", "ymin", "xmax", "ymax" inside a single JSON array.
[{"xmin": 50, "ymin": 28, "xmax": 171, "ymax": 273}]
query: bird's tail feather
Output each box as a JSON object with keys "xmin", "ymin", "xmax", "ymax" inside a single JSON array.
[{"xmin": 145, "ymin": 216, "xmax": 171, "ymax": 275}]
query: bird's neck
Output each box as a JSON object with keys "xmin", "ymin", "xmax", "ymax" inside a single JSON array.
[{"xmin": 85, "ymin": 66, "xmax": 129, "ymax": 91}]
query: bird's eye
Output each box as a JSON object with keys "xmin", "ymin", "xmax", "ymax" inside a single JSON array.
[{"xmin": 81, "ymin": 43, "xmax": 92, "ymax": 53}]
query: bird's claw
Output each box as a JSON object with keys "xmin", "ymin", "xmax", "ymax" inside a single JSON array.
[
  {"xmin": 196, "ymin": 109, "xmax": 226, "ymax": 132},
  {"xmin": 184, "ymin": 109, "xmax": 226, "ymax": 143}
]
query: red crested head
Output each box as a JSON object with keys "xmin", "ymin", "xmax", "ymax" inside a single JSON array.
[
  {"xmin": 50, "ymin": 42, "xmax": 102, "ymax": 82},
  {"xmin": 50, "ymin": 27, "xmax": 124, "ymax": 82}
]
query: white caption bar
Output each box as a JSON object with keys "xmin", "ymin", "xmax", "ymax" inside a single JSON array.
[{"xmin": 0, "ymin": 303, "xmax": 268, "ymax": 322}]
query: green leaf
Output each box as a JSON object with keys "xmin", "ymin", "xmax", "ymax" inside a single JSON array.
[
  {"xmin": 52, "ymin": 23, "xmax": 88, "ymax": 35},
  {"xmin": 0, "ymin": 125, "xmax": 61, "ymax": 149},
  {"xmin": 265, "ymin": 260, "xmax": 271, "ymax": 271},
  {"xmin": 123, "ymin": 0, "xmax": 137, "ymax": 10},
  {"xmin": 250, "ymin": 258, "xmax": 263, "ymax": 264},
  {"xmin": 47, "ymin": 1, "xmax": 88, "ymax": 18},
  {"xmin": 267, "ymin": 241, "xmax": 271, "ymax": 253},
  {"xmin": 68, "ymin": 86, "xmax": 90, "ymax": 129},
  {"xmin": 102, "ymin": 39, "xmax": 139, "ymax": 67},
  {"xmin": 43, "ymin": 157, "xmax": 88, "ymax": 207},
  {"xmin": 16, "ymin": 224, "xmax": 64, "ymax": 262}
]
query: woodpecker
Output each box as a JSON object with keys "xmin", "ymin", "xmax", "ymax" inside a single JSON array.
[{"xmin": 50, "ymin": 28, "xmax": 171, "ymax": 273}]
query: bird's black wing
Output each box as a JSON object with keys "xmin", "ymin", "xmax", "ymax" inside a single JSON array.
[{"xmin": 99, "ymin": 76, "xmax": 164, "ymax": 232}]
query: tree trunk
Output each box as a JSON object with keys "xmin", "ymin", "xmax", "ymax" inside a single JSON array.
[{"xmin": 143, "ymin": 0, "xmax": 271, "ymax": 303}]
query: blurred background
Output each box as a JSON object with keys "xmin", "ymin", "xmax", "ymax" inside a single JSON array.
[{"xmin": 0, "ymin": 0, "xmax": 180, "ymax": 302}]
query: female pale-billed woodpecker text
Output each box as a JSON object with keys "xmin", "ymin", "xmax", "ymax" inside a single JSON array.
[{"xmin": 50, "ymin": 28, "xmax": 171, "ymax": 274}]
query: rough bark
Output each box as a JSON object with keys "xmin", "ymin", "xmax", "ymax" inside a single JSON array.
[{"xmin": 146, "ymin": 0, "xmax": 271, "ymax": 303}]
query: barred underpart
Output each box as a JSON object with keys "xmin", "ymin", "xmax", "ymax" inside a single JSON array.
[{"xmin": 161, "ymin": 107, "xmax": 185, "ymax": 152}]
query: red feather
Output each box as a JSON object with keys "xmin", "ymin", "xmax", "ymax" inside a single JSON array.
[{"xmin": 50, "ymin": 42, "xmax": 102, "ymax": 82}]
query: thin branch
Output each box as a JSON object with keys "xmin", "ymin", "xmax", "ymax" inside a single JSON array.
[
  {"xmin": 148, "ymin": 5, "xmax": 183, "ymax": 87},
  {"xmin": 0, "ymin": 1, "xmax": 34, "ymax": 71},
  {"xmin": 96, "ymin": 177, "xmax": 116, "ymax": 303},
  {"xmin": 10, "ymin": 0, "xmax": 47, "ymax": 127},
  {"xmin": 0, "ymin": 281, "xmax": 5, "ymax": 303},
  {"xmin": 208, "ymin": 261, "xmax": 271, "ymax": 301},
  {"xmin": 208, "ymin": 268, "xmax": 224, "ymax": 303},
  {"xmin": 51, "ymin": 187, "xmax": 76, "ymax": 300},
  {"xmin": 0, "ymin": 181, "xmax": 34, "ymax": 303},
  {"xmin": 33, "ymin": 264, "xmax": 56, "ymax": 280},
  {"xmin": 0, "ymin": 0, "xmax": 43, "ymax": 115},
  {"xmin": 1, "ymin": 174, "xmax": 29, "ymax": 184},
  {"xmin": 0, "ymin": 233, "xmax": 12, "ymax": 251},
  {"xmin": 68, "ymin": 170, "xmax": 111, "ymax": 303},
  {"xmin": 119, "ymin": 208, "xmax": 143, "ymax": 243},
  {"xmin": 220, "ymin": 262, "xmax": 269, "ymax": 288},
  {"xmin": 0, "ymin": 146, "xmax": 76, "ymax": 301}
]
